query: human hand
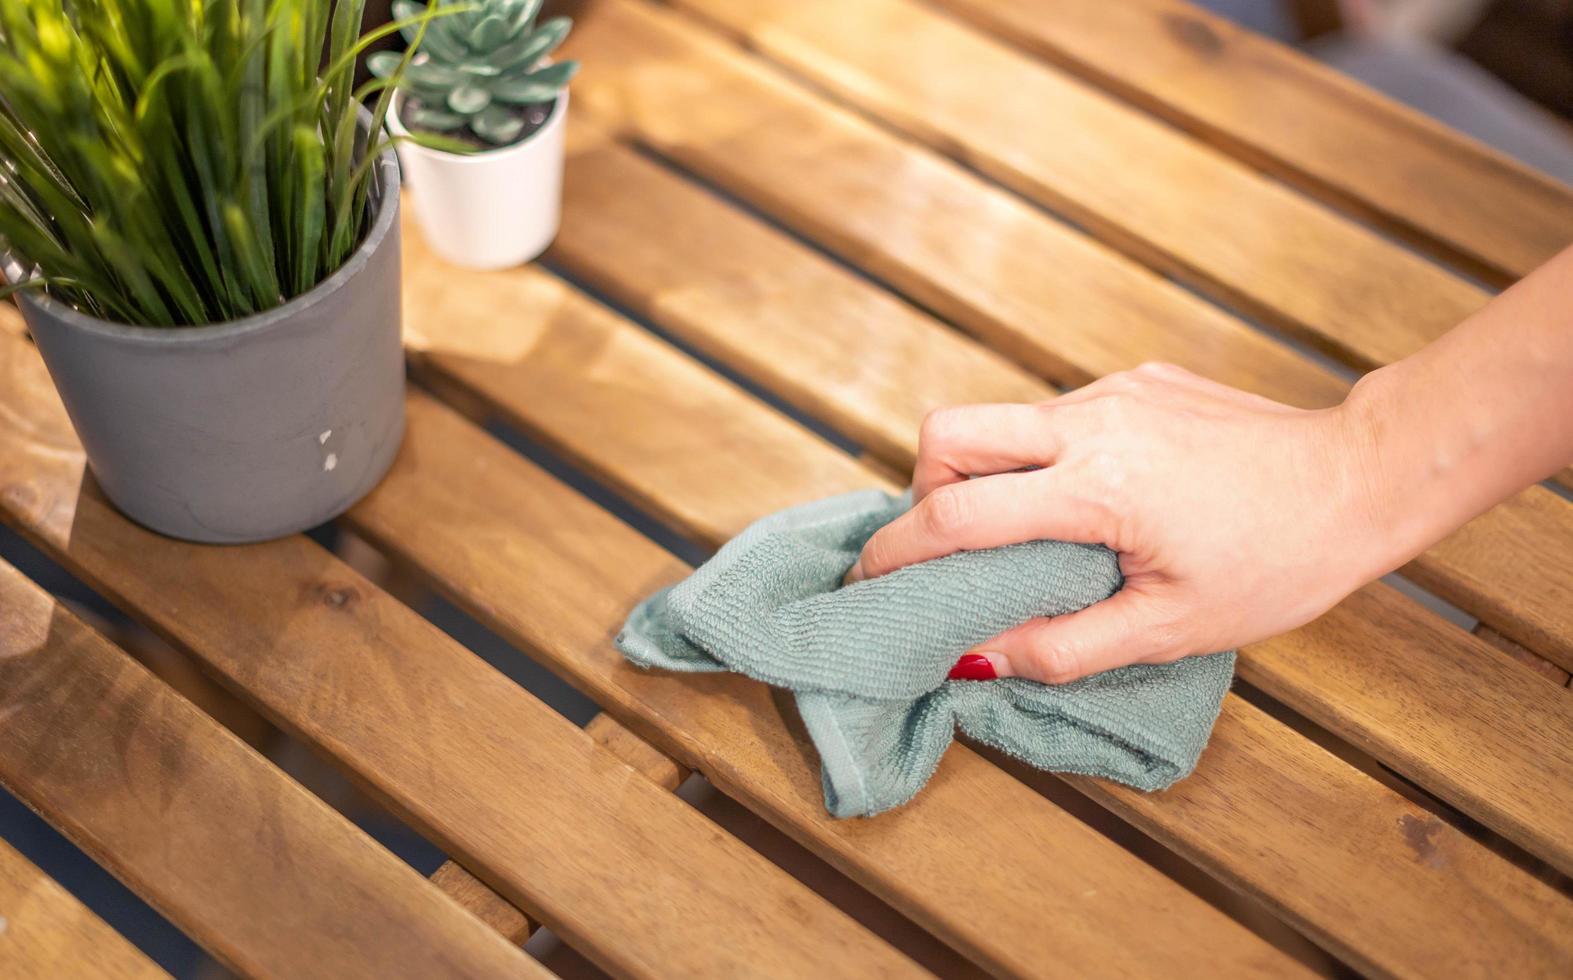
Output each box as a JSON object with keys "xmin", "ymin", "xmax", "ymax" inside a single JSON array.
[{"xmin": 846, "ymin": 363, "xmax": 1389, "ymax": 684}]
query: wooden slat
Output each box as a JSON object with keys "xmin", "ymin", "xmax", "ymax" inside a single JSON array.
[
  {"xmin": 394, "ymin": 300, "xmax": 1304, "ymax": 973},
  {"xmin": 586, "ymin": 713, "xmax": 690, "ymax": 792},
  {"xmin": 555, "ymin": 0, "xmax": 1573, "ymax": 673},
  {"xmin": 929, "ymin": 0, "xmax": 1573, "ymax": 286},
  {"xmin": 1407, "ymin": 489, "xmax": 1573, "ymax": 670},
  {"xmin": 567, "ymin": 0, "xmax": 1343, "ymax": 408},
  {"xmin": 393, "ymin": 289, "xmax": 1302, "ymax": 975},
  {"xmin": 1057, "ymin": 697, "xmax": 1573, "ymax": 977},
  {"xmin": 0, "ymin": 838, "xmax": 166, "ymax": 980},
  {"xmin": 671, "ymin": 0, "xmax": 1487, "ymax": 371},
  {"xmin": 429, "ymin": 864, "xmax": 532, "ymax": 945},
  {"xmin": 1476, "ymin": 625, "xmax": 1571, "ymax": 687},
  {"xmin": 0, "ymin": 558, "xmax": 541, "ymax": 979},
  {"xmin": 427, "ymin": 714, "xmax": 686, "ymax": 944},
  {"xmin": 674, "ymin": 0, "xmax": 1573, "ymax": 503},
  {"xmin": 538, "ymin": 139, "xmax": 1573, "ymax": 874},
  {"xmin": 415, "ymin": 164, "xmax": 1045, "ymax": 469},
  {"xmin": 352, "ymin": 403, "xmax": 1306, "ymax": 978},
  {"xmin": 395, "ymin": 249, "xmax": 1573, "ymax": 975},
  {"xmin": 0, "ymin": 329, "xmax": 920, "ymax": 980}
]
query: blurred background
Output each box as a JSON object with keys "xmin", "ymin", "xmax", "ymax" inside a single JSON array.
[
  {"xmin": 367, "ymin": 0, "xmax": 1573, "ymax": 181},
  {"xmin": 3, "ymin": 1, "xmax": 1571, "ymax": 978},
  {"xmin": 1206, "ymin": 0, "xmax": 1573, "ymax": 182}
]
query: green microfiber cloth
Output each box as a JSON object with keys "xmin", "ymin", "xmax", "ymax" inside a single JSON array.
[{"xmin": 616, "ymin": 489, "xmax": 1234, "ymax": 818}]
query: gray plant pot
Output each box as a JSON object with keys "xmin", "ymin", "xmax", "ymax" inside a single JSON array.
[{"xmin": 14, "ymin": 140, "xmax": 405, "ymax": 545}]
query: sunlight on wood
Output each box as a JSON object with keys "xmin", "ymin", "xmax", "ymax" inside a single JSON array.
[
  {"xmin": 0, "ymin": 563, "xmax": 52, "ymax": 663},
  {"xmin": 0, "ymin": 335, "xmax": 87, "ymax": 543},
  {"xmin": 0, "ymin": 304, "xmax": 25, "ymax": 338},
  {"xmin": 0, "ymin": 838, "xmax": 166, "ymax": 979},
  {"xmin": 400, "ymin": 203, "xmax": 569, "ymax": 363}
]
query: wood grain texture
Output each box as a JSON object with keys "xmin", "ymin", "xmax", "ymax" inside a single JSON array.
[
  {"xmin": 0, "ymin": 559, "xmax": 541, "ymax": 979},
  {"xmin": 429, "ymin": 863, "xmax": 533, "ymax": 945},
  {"xmin": 0, "ymin": 332, "xmax": 919, "ymax": 980},
  {"xmin": 547, "ymin": 143, "xmax": 1573, "ymax": 872},
  {"xmin": 1476, "ymin": 625, "xmax": 1571, "ymax": 687},
  {"xmin": 547, "ymin": 120, "xmax": 1049, "ymax": 470},
  {"xmin": 360, "ymin": 386, "xmax": 1301, "ymax": 971},
  {"xmin": 586, "ymin": 713, "xmax": 689, "ymax": 791},
  {"xmin": 395, "ymin": 251, "xmax": 1573, "ymax": 974},
  {"xmin": 1410, "ymin": 487, "xmax": 1573, "ymax": 673},
  {"xmin": 425, "ymin": 717, "xmax": 688, "ymax": 945},
  {"xmin": 1239, "ymin": 583, "xmax": 1573, "ymax": 875},
  {"xmin": 550, "ymin": 5, "xmax": 1573, "ymax": 671},
  {"xmin": 1059, "ymin": 695, "xmax": 1573, "ymax": 978},
  {"xmin": 0, "ymin": 837, "xmax": 167, "ymax": 980},
  {"xmin": 671, "ymin": 0, "xmax": 1488, "ymax": 370},
  {"xmin": 929, "ymin": 0, "xmax": 1573, "ymax": 286},
  {"xmin": 566, "ymin": 0, "xmax": 1345, "ymax": 411},
  {"xmin": 544, "ymin": 143, "xmax": 1573, "ymax": 871}
]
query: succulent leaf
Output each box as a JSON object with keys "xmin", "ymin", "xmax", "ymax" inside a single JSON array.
[
  {"xmin": 493, "ymin": 17, "xmax": 569, "ymax": 72},
  {"xmin": 396, "ymin": 1, "xmax": 467, "ymax": 62},
  {"xmin": 394, "ymin": 0, "xmax": 574, "ymax": 146},
  {"xmin": 490, "ymin": 79, "xmax": 559, "ymax": 105},
  {"xmin": 446, "ymin": 83, "xmax": 491, "ymax": 115},
  {"xmin": 498, "ymin": 0, "xmax": 529, "ymax": 23},
  {"xmin": 468, "ymin": 14, "xmax": 510, "ymax": 52},
  {"xmin": 519, "ymin": 60, "xmax": 576, "ymax": 88},
  {"xmin": 428, "ymin": 4, "xmax": 474, "ymax": 57},
  {"xmin": 403, "ymin": 59, "xmax": 464, "ymax": 87},
  {"xmin": 472, "ymin": 103, "xmax": 527, "ymax": 144},
  {"xmin": 513, "ymin": 0, "xmax": 545, "ymax": 33},
  {"xmin": 404, "ymin": 103, "xmax": 468, "ymax": 132},
  {"xmin": 366, "ymin": 50, "xmax": 403, "ymax": 79}
]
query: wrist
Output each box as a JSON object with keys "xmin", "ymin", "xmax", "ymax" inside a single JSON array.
[
  {"xmin": 1332, "ymin": 364, "xmax": 1470, "ymax": 584},
  {"xmin": 1328, "ymin": 368, "xmax": 1424, "ymax": 585}
]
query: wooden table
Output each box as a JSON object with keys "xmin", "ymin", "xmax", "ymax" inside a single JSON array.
[{"xmin": 3, "ymin": 1, "xmax": 1573, "ymax": 976}]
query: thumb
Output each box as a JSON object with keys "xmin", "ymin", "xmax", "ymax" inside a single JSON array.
[{"xmin": 970, "ymin": 591, "xmax": 1180, "ymax": 684}]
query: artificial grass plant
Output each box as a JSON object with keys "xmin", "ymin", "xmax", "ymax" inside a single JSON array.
[{"xmin": 0, "ymin": 0, "xmax": 453, "ymax": 326}]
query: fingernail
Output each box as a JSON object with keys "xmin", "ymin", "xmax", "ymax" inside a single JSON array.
[
  {"xmin": 947, "ymin": 653, "xmax": 998, "ymax": 681},
  {"xmin": 843, "ymin": 562, "xmax": 865, "ymax": 585}
]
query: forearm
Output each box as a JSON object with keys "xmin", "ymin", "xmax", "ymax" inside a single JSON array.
[{"xmin": 1344, "ymin": 242, "xmax": 1573, "ymax": 578}]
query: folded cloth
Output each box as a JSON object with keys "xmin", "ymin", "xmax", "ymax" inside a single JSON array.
[{"xmin": 616, "ymin": 489, "xmax": 1234, "ymax": 818}]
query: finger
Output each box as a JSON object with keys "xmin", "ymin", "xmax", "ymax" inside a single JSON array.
[
  {"xmin": 913, "ymin": 404, "xmax": 1064, "ymax": 501},
  {"xmin": 848, "ymin": 468, "xmax": 1116, "ymax": 582},
  {"xmin": 967, "ymin": 591, "xmax": 1182, "ymax": 684}
]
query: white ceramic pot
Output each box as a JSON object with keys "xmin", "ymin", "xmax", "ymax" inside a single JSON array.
[{"xmin": 387, "ymin": 92, "xmax": 567, "ymax": 269}]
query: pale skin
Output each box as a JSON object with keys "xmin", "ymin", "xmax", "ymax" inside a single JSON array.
[{"xmin": 846, "ymin": 243, "xmax": 1573, "ymax": 684}]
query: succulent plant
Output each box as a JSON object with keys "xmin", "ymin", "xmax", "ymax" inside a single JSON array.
[{"xmin": 370, "ymin": 0, "xmax": 578, "ymax": 150}]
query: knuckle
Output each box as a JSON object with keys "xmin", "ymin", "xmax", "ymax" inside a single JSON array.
[
  {"xmin": 1144, "ymin": 620, "xmax": 1190, "ymax": 661},
  {"xmin": 919, "ymin": 484, "xmax": 972, "ymax": 539},
  {"xmin": 1134, "ymin": 360, "xmax": 1183, "ymax": 379},
  {"xmin": 1028, "ymin": 643, "xmax": 1083, "ymax": 685},
  {"xmin": 918, "ymin": 407, "xmax": 964, "ymax": 453},
  {"xmin": 1087, "ymin": 391, "xmax": 1138, "ymax": 430},
  {"xmin": 858, "ymin": 531, "xmax": 896, "ymax": 578},
  {"xmin": 1101, "ymin": 371, "xmax": 1141, "ymax": 394}
]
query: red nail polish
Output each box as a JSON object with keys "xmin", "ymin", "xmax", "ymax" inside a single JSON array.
[{"xmin": 948, "ymin": 653, "xmax": 997, "ymax": 681}]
